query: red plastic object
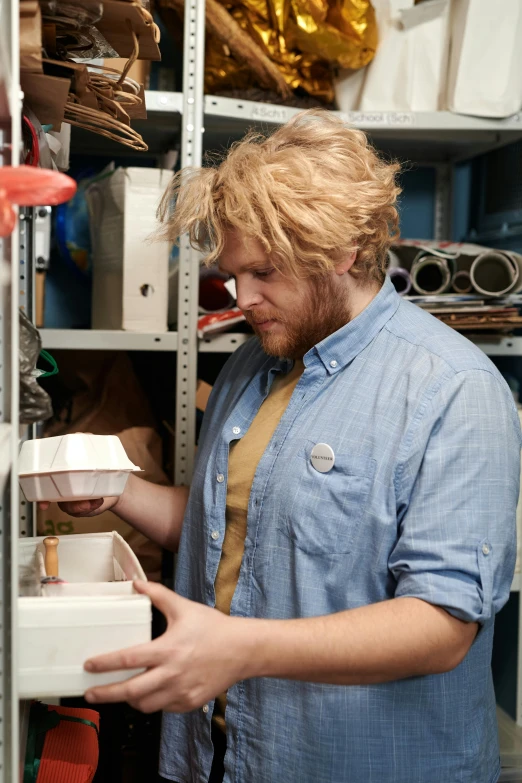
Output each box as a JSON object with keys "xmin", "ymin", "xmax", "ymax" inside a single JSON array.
[
  {"xmin": 0, "ymin": 189, "xmax": 16, "ymax": 237},
  {"xmin": 199, "ymin": 275, "xmax": 234, "ymax": 312},
  {"xmin": 0, "ymin": 166, "xmax": 76, "ymax": 206},
  {"xmin": 36, "ymin": 704, "xmax": 100, "ymax": 783}
]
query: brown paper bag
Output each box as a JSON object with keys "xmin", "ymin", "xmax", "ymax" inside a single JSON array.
[
  {"xmin": 20, "ymin": 72, "xmax": 70, "ymax": 129},
  {"xmin": 38, "ymin": 353, "xmax": 170, "ymax": 581},
  {"xmin": 20, "ymin": 0, "xmax": 43, "ymax": 72}
]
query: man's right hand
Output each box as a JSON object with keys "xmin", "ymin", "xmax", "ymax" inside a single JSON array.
[{"xmin": 38, "ymin": 497, "xmax": 119, "ymax": 517}]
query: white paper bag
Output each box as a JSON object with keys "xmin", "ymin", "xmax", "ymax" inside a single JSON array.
[
  {"xmin": 358, "ymin": 0, "xmax": 450, "ymax": 112},
  {"xmin": 447, "ymin": 0, "xmax": 522, "ymax": 118},
  {"xmin": 334, "ymin": 67, "xmax": 367, "ymax": 113}
]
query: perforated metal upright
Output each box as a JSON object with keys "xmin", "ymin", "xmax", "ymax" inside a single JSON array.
[
  {"xmin": 0, "ymin": 0, "xmax": 22, "ymax": 776},
  {"xmin": 175, "ymin": 0, "xmax": 206, "ymax": 485}
]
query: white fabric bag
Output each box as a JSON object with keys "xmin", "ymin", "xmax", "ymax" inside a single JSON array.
[{"xmin": 447, "ymin": 0, "xmax": 522, "ymax": 118}]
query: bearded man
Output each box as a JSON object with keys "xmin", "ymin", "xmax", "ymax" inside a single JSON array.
[{"xmin": 42, "ymin": 110, "xmax": 521, "ymax": 783}]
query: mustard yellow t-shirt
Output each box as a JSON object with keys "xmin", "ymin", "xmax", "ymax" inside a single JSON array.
[{"xmin": 213, "ymin": 360, "xmax": 304, "ymax": 732}]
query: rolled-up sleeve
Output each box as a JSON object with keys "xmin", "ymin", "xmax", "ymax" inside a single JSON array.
[{"xmin": 390, "ymin": 368, "xmax": 521, "ymax": 624}]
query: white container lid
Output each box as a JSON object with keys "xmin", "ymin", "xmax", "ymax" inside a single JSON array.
[{"xmin": 19, "ymin": 434, "xmax": 140, "ymax": 476}]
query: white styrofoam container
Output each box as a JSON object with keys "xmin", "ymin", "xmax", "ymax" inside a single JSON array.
[
  {"xmin": 86, "ymin": 166, "xmax": 171, "ymax": 333},
  {"xmin": 19, "ymin": 531, "xmax": 151, "ymax": 698},
  {"xmin": 18, "ymin": 433, "xmax": 141, "ymax": 502}
]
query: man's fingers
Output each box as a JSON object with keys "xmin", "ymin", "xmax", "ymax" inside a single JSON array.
[
  {"xmin": 85, "ymin": 667, "xmax": 166, "ymax": 706},
  {"xmin": 128, "ymin": 687, "xmax": 175, "ymax": 714},
  {"xmin": 133, "ymin": 580, "xmax": 183, "ymax": 619},
  {"xmin": 84, "ymin": 639, "xmax": 164, "ymax": 674},
  {"xmin": 57, "ymin": 498, "xmax": 104, "ymax": 516}
]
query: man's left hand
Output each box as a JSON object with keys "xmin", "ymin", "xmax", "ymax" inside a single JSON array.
[{"xmin": 83, "ymin": 580, "xmax": 251, "ymax": 713}]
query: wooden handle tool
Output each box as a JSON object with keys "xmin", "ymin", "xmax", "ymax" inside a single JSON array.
[{"xmin": 43, "ymin": 536, "xmax": 59, "ymax": 578}]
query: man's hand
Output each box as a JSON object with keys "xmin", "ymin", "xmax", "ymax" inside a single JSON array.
[
  {"xmin": 83, "ymin": 581, "xmax": 251, "ymax": 714},
  {"xmin": 39, "ymin": 497, "xmax": 118, "ymax": 517}
]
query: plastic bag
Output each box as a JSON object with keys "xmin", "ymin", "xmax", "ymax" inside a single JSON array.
[{"xmin": 19, "ymin": 309, "xmax": 53, "ymax": 424}]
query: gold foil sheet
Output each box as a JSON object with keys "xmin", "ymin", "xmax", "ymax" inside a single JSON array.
[{"xmin": 205, "ymin": 0, "xmax": 376, "ymax": 102}]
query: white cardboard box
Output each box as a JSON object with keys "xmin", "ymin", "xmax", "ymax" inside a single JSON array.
[
  {"xmin": 19, "ymin": 531, "xmax": 151, "ymax": 698},
  {"xmin": 87, "ymin": 167, "xmax": 171, "ymax": 332}
]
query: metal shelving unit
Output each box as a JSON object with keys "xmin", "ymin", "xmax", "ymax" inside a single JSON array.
[
  {"xmin": 3, "ymin": 0, "xmax": 522, "ymax": 773},
  {"xmin": 1, "ymin": 0, "xmax": 22, "ymax": 777}
]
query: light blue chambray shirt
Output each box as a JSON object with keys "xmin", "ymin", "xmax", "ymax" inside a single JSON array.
[{"xmin": 160, "ymin": 277, "xmax": 521, "ymax": 783}]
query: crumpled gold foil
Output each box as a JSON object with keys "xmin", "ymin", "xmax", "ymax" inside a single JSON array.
[{"xmin": 206, "ymin": 0, "xmax": 376, "ymax": 102}]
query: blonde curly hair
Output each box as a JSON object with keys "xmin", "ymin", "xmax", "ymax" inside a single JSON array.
[{"xmin": 158, "ymin": 109, "xmax": 401, "ymax": 284}]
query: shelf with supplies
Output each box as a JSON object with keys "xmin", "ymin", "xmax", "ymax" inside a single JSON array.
[
  {"xmin": 39, "ymin": 329, "xmax": 522, "ymax": 357},
  {"xmin": 70, "ymin": 90, "xmax": 522, "ymax": 159},
  {"xmin": 40, "ymin": 329, "xmax": 179, "ymax": 352},
  {"xmin": 39, "ymin": 329, "xmax": 254, "ymax": 352},
  {"xmin": 128, "ymin": 92, "xmax": 522, "ymax": 162}
]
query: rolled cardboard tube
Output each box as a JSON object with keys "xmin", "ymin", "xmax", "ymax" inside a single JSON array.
[
  {"xmin": 43, "ymin": 536, "xmax": 59, "ymax": 577},
  {"xmin": 389, "ymin": 267, "xmax": 412, "ymax": 296},
  {"xmin": 386, "ymin": 249, "xmax": 401, "ymax": 269},
  {"xmin": 411, "ymin": 256, "xmax": 452, "ymax": 296},
  {"xmin": 470, "ymin": 251, "xmax": 518, "ymax": 297},
  {"xmin": 452, "ymin": 270, "xmax": 473, "ymax": 294}
]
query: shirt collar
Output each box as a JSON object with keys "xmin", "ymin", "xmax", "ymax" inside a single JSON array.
[{"xmin": 305, "ymin": 275, "xmax": 401, "ymax": 374}]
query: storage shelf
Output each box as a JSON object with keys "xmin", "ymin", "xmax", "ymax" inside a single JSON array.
[
  {"xmin": 140, "ymin": 92, "xmax": 522, "ymax": 161},
  {"xmin": 41, "ymin": 329, "xmax": 522, "ymax": 356},
  {"xmin": 471, "ymin": 337, "xmax": 522, "ymax": 356},
  {"xmin": 40, "ymin": 329, "xmax": 178, "ymax": 351},
  {"xmin": 71, "ymin": 91, "xmax": 522, "ymax": 159},
  {"xmin": 199, "ymin": 333, "xmax": 251, "ymax": 352},
  {"xmin": 39, "ymin": 329, "xmax": 254, "ymax": 352}
]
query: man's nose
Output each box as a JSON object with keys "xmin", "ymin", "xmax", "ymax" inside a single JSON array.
[{"xmin": 236, "ymin": 277, "xmax": 264, "ymax": 311}]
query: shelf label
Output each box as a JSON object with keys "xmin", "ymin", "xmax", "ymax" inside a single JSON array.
[
  {"xmin": 250, "ymin": 105, "xmax": 292, "ymax": 123},
  {"xmin": 341, "ymin": 111, "xmax": 415, "ymax": 127}
]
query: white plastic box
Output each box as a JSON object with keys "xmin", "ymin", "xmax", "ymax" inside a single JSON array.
[
  {"xmin": 19, "ymin": 531, "xmax": 151, "ymax": 698},
  {"xmin": 18, "ymin": 433, "xmax": 141, "ymax": 502},
  {"xmin": 86, "ymin": 166, "xmax": 171, "ymax": 332}
]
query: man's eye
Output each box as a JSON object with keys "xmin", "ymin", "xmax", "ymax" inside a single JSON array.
[{"xmin": 254, "ymin": 269, "xmax": 274, "ymax": 279}]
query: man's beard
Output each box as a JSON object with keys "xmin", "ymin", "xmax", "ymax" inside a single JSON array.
[{"xmin": 244, "ymin": 276, "xmax": 352, "ymax": 359}]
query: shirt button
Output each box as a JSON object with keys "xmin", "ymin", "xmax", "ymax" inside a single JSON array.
[
  {"xmin": 211, "ymin": 530, "xmax": 219, "ymax": 541},
  {"xmin": 482, "ymin": 543, "xmax": 490, "ymax": 556},
  {"xmin": 330, "ymin": 360, "xmax": 338, "ymax": 369},
  {"xmin": 202, "ymin": 704, "xmax": 209, "ymax": 714},
  {"xmin": 232, "ymin": 426, "xmax": 241, "ymax": 435},
  {"xmin": 216, "ymin": 473, "xmax": 224, "ymax": 483}
]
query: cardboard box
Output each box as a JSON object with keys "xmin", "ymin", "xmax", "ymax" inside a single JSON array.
[
  {"xmin": 19, "ymin": 531, "xmax": 151, "ymax": 698},
  {"xmin": 86, "ymin": 167, "xmax": 171, "ymax": 332}
]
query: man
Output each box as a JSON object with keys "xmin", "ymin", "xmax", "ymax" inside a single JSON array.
[{"xmin": 45, "ymin": 110, "xmax": 521, "ymax": 783}]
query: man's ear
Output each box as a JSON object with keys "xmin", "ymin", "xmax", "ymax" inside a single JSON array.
[{"xmin": 334, "ymin": 250, "xmax": 357, "ymax": 276}]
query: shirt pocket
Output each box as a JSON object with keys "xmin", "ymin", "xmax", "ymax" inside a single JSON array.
[{"xmin": 278, "ymin": 440, "xmax": 376, "ymax": 555}]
